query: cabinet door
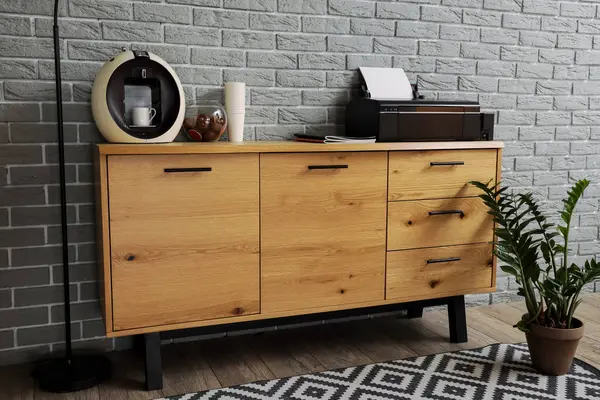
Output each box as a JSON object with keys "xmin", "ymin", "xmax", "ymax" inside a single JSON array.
[
  {"xmin": 108, "ymin": 154, "xmax": 259, "ymax": 331},
  {"xmin": 260, "ymin": 152, "xmax": 387, "ymax": 314}
]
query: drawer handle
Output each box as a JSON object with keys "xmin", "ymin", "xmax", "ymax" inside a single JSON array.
[
  {"xmin": 428, "ymin": 210, "xmax": 464, "ymax": 217},
  {"xmin": 308, "ymin": 164, "xmax": 348, "ymax": 170},
  {"xmin": 164, "ymin": 167, "xmax": 212, "ymax": 173},
  {"xmin": 427, "ymin": 257, "xmax": 461, "ymax": 264},
  {"xmin": 430, "ymin": 161, "xmax": 465, "ymax": 166}
]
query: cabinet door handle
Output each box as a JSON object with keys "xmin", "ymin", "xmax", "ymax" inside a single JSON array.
[
  {"xmin": 307, "ymin": 164, "xmax": 348, "ymax": 170},
  {"xmin": 430, "ymin": 161, "xmax": 464, "ymax": 166},
  {"xmin": 427, "ymin": 257, "xmax": 461, "ymax": 264},
  {"xmin": 164, "ymin": 167, "xmax": 212, "ymax": 173},
  {"xmin": 428, "ymin": 210, "xmax": 464, "ymax": 217}
]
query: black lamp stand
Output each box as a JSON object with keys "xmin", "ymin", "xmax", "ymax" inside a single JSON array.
[{"xmin": 33, "ymin": 0, "xmax": 111, "ymax": 392}]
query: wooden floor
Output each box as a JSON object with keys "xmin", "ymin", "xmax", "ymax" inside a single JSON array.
[{"xmin": 3, "ymin": 294, "xmax": 600, "ymax": 399}]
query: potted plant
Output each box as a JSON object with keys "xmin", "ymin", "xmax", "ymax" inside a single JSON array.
[{"xmin": 471, "ymin": 179, "xmax": 600, "ymax": 375}]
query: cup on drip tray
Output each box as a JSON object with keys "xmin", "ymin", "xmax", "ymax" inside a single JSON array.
[{"xmin": 224, "ymin": 82, "xmax": 246, "ymax": 143}]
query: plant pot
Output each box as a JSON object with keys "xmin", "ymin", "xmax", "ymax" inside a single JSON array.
[{"xmin": 523, "ymin": 314, "xmax": 584, "ymax": 376}]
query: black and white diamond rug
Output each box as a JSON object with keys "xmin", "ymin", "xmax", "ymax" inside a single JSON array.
[{"xmin": 157, "ymin": 343, "xmax": 600, "ymax": 400}]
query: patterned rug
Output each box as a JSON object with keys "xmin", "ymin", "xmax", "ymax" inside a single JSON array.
[{"xmin": 157, "ymin": 343, "xmax": 600, "ymax": 399}]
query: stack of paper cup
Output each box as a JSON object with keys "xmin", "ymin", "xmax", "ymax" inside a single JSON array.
[{"xmin": 225, "ymin": 82, "xmax": 246, "ymax": 143}]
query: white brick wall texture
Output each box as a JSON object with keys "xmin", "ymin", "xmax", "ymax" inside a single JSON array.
[{"xmin": 1, "ymin": 0, "xmax": 600, "ymax": 365}]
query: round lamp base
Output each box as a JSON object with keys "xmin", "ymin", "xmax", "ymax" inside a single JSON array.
[{"xmin": 35, "ymin": 354, "xmax": 112, "ymax": 393}]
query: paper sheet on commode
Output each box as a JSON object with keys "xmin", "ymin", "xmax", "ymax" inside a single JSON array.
[{"xmin": 359, "ymin": 67, "xmax": 413, "ymax": 100}]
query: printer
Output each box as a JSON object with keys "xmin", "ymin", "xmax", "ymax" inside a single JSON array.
[{"xmin": 345, "ymin": 68, "xmax": 494, "ymax": 142}]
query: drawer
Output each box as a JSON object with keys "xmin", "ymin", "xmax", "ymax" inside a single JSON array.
[
  {"xmin": 260, "ymin": 152, "xmax": 387, "ymax": 314},
  {"xmin": 386, "ymin": 243, "xmax": 494, "ymax": 301},
  {"xmin": 387, "ymin": 197, "xmax": 493, "ymax": 250},
  {"xmin": 388, "ymin": 149, "xmax": 498, "ymax": 201},
  {"xmin": 108, "ymin": 154, "xmax": 260, "ymax": 330}
]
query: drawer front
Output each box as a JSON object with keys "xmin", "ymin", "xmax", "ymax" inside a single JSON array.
[
  {"xmin": 108, "ymin": 154, "xmax": 260, "ymax": 330},
  {"xmin": 386, "ymin": 243, "xmax": 494, "ymax": 300},
  {"xmin": 388, "ymin": 149, "xmax": 497, "ymax": 201},
  {"xmin": 387, "ymin": 197, "xmax": 493, "ymax": 250},
  {"xmin": 261, "ymin": 152, "xmax": 387, "ymax": 314}
]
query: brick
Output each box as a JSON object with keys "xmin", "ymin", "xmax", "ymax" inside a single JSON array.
[
  {"xmin": 421, "ymin": 6, "xmax": 461, "ymax": 23},
  {"xmin": 36, "ymin": 18, "xmax": 100, "ymax": 40},
  {"xmin": 579, "ymin": 20, "xmax": 600, "ymax": 35},
  {"xmin": 12, "ymin": 205, "xmax": 77, "ymax": 227},
  {"xmin": 395, "ymin": 21, "xmax": 438, "ymax": 38},
  {"xmin": 554, "ymin": 66, "xmax": 589, "ymax": 80},
  {"xmin": 224, "ymin": 0, "xmax": 275, "ymax": 11},
  {"xmin": 51, "ymin": 301, "xmax": 101, "ymax": 323},
  {"xmin": 12, "ymin": 245, "xmax": 75, "ymax": 268},
  {"xmin": 394, "ymin": 56, "xmax": 436, "ymax": 73},
  {"xmin": 552, "ymin": 155, "xmax": 586, "ymax": 169},
  {"xmin": 0, "ymin": 145, "xmax": 42, "ymax": 165},
  {"xmin": 417, "ymin": 75, "xmax": 457, "ymax": 91},
  {"xmin": 536, "ymin": 81, "xmax": 572, "ymax": 95},
  {"xmin": 0, "ymin": 209, "xmax": 7, "ymax": 227},
  {"xmin": 250, "ymin": 89, "xmax": 300, "ymax": 106},
  {"xmin": 590, "ymin": 98, "xmax": 600, "ymax": 109},
  {"xmin": 277, "ymin": 71, "xmax": 325, "ymax": 88},
  {"xmin": 302, "ymin": 17, "xmax": 349, "ymax": 34},
  {"xmin": 542, "ymin": 17, "xmax": 577, "ymax": 32},
  {"xmin": 440, "ymin": 25, "xmax": 479, "ymax": 42},
  {"xmin": 494, "ymin": 126, "xmax": 518, "ymax": 140},
  {"xmin": 419, "ymin": 41, "xmax": 460, "ymax": 57},
  {"xmin": 558, "ymin": 34, "xmax": 593, "ymax": 50},
  {"xmin": 328, "ymin": 36, "xmax": 372, "ymax": 53},
  {"xmin": 302, "ymin": 90, "xmax": 349, "ymax": 106},
  {"xmin": 167, "ymin": 0, "xmax": 220, "ymax": 4},
  {"xmin": 10, "ymin": 165, "xmax": 77, "ymax": 186},
  {"xmin": 328, "ymin": 0, "xmax": 374, "ymax": 17},
  {"xmin": 194, "ymin": 8, "xmax": 248, "ymax": 29},
  {"xmin": 561, "ymin": 3, "xmax": 595, "ymax": 18},
  {"xmin": 539, "ymin": 49, "xmax": 575, "ymax": 64},
  {"xmin": 299, "ymin": 54, "xmax": 345, "ymax": 70},
  {"xmin": 516, "ymin": 64, "xmax": 553, "ymax": 79},
  {"xmin": 498, "ymin": 111, "xmax": 535, "ymax": 125},
  {"xmin": 573, "ymin": 112, "xmax": 600, "ymax": 125},
  {"xmin": 347, "ymin": 55, "xmax": 392, "ymax": 69},
  {"xmin": 373, "ymin": 38, "xmax": 415, "ymax": 55},
  {"xmin": 519, "ymin": 31, "xmax": 557, "ymax": 48},
  {"xmin": 134, "ymin": 3, "xmax": 190, "ymax": 24},
  {"xmin": 377, "ymin": 3, "xmax": 419, "ymax": 20},
  {"xmin": 0, "ymin": 60, "xmax": 36, "ymax": 79},
  {"xmin": 279, "ymin": 108, "xmax": 326, "ymax": 124},
  {"xmin": 536, "ymin": 111, "xmax": 571, "ymax": 125},
  {"xmin": 443, "ymin": 0, "xmax": 482, "ymax": 6},
  {"xmin": 1, "ymin": 0, "xmax": 57, "ymax": 15},
  {"xmin": 479, "ymin": 94, "xmax": 516, "ymax": 109},
  {"xmin": 248, "ymin": 52, "xmax": 297, "ymax": 69},
  {"xmin": 503, "ymin": 14, "xmax": 540, "ymax": 30},
  {"xmin": 481, "ymin": 28, "xmax": 519, "ymax": 45},
  {"xmin": 67, "ymin": 41, "xmax": 128, "ymax": 61},
  {"xmin": 11, "ymin": 123, "xmax": 77, "ymax": 144},
  {"xmin": 461, "ymin": 43, "xmax": 500, "ymax": 60},
  {"xmin": 459, "ymin": 76, "xmax": 498, "ymax": 92},
  {"xmin": 48, "ymin": 184, "xmax": 94, "ymax": 205},
  {"xmin": 515, "ymin": 156, "xmax": 551, "ymax": 171},
  {"xmin": 17, "ymin": 323, "xmax": 80, "ymax": 346},
  {"xmin": 0, "ymin": 187, "xmax": 45, "ymax": 207},
  {"xmin": 15, "ymin": 285, "xmax": 77, "ymax": 307},
  {"xmin": 501, "ymin": 46, "xmax": 538, "ymax": 62},
  {"xmin": 278, "ymin": 0, "xmax": 326, "ymax": 14},
  {"xmin": 555, "ymin": 127, "xmax": 589, "ymax": 140},
  {"xmin": 0, "ymin": 290, "xmax": 10, "ymax": 308},
  {"xmin": 223, "ymin": 70, "xmax": 274, "ymax": 87},
  {"xmin": 191, "ymin": 48, "xmax": 244, "ymax": 67},
  {"xmin": 0, "ymin": 307, "xmax": 48, "ymax": 329},
  {"xmin": 69, "ymin": 0, "xmax": 131, "ymax": 19},
  {"xmin": 250, "ymin": 13, "xmax": 299, "ymax": 32},
  {"xmin": 577, "ymin": 51, "xmax": 600, "ymax": 66},
  {"xmin": 463, "ymin": 9, "xmax": 502, "ymax": 26},
  {"xmin": 437, "ymin": 59, "xmax": 476, "ymax": 75},
  {"xmin": 100, "ymin": 21, "xmax": 159, "ymax": 43},
  {"xmin": 574, "ymin": 82, "xmax": 600, "ymax": 95},
  {"xmin": 4, "ymin": 81, "xmax": 71, "ymax": 101},
  {"xmin": 39, "ymin": 60, "xmax": 101, "ymax": 81},
  {"xmin": 0, "ymin": 15, "xmax": 31, "ymax": 36},
  {"xmin": 0, "ymin": 329, "xmax": 11, "ymax": 350},
  {"xmin": 222, "ymin": 31, "xmax": 274, "ymax": 50},
  {"xmin": 277, "ymin": 34, "xmax": 324, "ymax": 51},
  {"xmin": 477, "ymin": 61, "xmax": 515, "ymax": 77},
  {"xmin": 484, "ymin": 0, "xmax": 522, "ymax": 11},
  {"xmin": 517, "ymin": 95, "xmax": 553, "ymax": 110},
  {"xmin": 0, "ymin": 36, "xmax": 57, "ymax": 59},
  {"xmin": 245, "ymin": 107, "xmax": 277, "ymax": 124},
  {"xmin": 350, "ymin": 19, "xmax": 395, "ymax": 36},
  {"xmin": 535, "ymin": 142, "xmax": 569, "ymax": 156},
  {"xmin": 47, "ymin": 224, "xmax": 95, "ymax": 245},
  {"xmin": 172, "ymin": 67, "xmax": 221, "ymax": 85},
  {"xmin": 523, "ymin": 0, "xmax": 559, "ymax": 15},
  {"xmin": 326, "ymin": 72, "xmax": 359, "ymax": 88}
]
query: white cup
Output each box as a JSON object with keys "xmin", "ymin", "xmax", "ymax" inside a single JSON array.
[
  {"xmin": 132, "ymin": 107, "xmax": 156, "ymax": 127},
  {"xmin": 225, "ymin": 82, "xmax": 246, "ymax": 113},
  {"xmin": 228, "ymin": 112, "xmax": 245, "ymax": 143}
]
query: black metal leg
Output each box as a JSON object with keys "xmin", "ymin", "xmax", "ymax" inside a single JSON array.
[
  {"xmin": 144, "ymin": 333, "xmax": 163, "ymax": 391},
  {"xmin": 406, "ymin": 306, "xmax": 424, "ymax": 319},
  {"xmin": 448, "ymin": 295, "xmax": 468, "ymax": 343}
]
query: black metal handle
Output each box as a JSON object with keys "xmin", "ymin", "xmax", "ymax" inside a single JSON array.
[
  {"xmin": 164, "ymin": 167, "xmax": 212, "ymax": 173},
  {"xmin": 427, "ymin": 257, "xmax": 461, "ymax": 264},
  {"xmin": 430, "ymin": 161, "xmax": 465, "ymax": 166},
  {"xmin": 308, "ymin": 165, "xmax": 348, "ymax": 170},
  {"xmin": 428, "ymin": 210, "xmax": 464, "ymax": 216}
]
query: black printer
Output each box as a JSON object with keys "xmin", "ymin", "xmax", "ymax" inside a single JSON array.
[{"xmin": 345, "ymin": 72, "xmax": 494, "ymax": 142}]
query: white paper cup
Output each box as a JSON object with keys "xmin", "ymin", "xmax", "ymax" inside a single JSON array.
[{"xmin": 228, "ymin": 112, "xmax": 245, "ymax": 143}]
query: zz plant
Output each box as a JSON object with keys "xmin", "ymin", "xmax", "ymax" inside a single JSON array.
[{"xmin": 471, "ymin": 179, "xmax": 600, "ymax": 331}]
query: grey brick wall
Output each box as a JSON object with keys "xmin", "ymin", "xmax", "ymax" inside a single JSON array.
[{"xmin": 1, "ymin": 0, "xmax": 600, "ymax": 365}]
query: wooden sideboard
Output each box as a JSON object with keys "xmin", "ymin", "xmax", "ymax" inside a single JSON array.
[{"xmin": 94, "ymin": 140, "xmax": 503, "ymax": 389}]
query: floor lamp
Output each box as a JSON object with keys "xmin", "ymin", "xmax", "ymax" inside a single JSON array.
[{"xmin": 34, "ymin": 0, "xmax": 112, "ymax": 392}]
